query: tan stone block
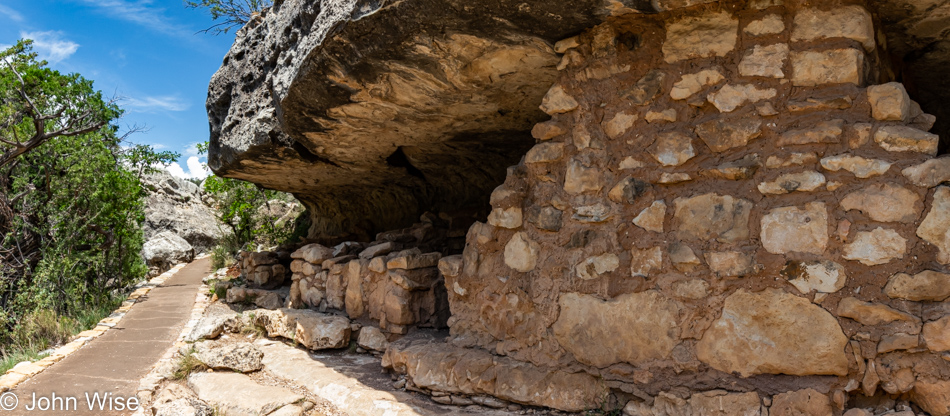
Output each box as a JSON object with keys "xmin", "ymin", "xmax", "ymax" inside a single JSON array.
[
  {"xmin": 820, "ymin": 154, "xmax": 892, "ymax": 178},
  {"xmin": 694, "ymin": 118, "xmax": 762, "ymax": 152},
  {"xmin": 738, "ymin": 44, "xmax": 788, "ymax": 78},
  {"xmin": 791, "ymin": 49, "xmax": 864, "ymax": 87},
  {"xmin": 552, "ymin": 291, "xmax": 682, "ymax": 367},
  {"xmin": 843, "ymin": 227, "xmax": 907, "ymax": 266},
  {"xmin": 784, "ymin": 260, "xmax": 847, "ymax": 294},
  {"xmin": 766, "ymin": 152, "xmax": 818, "ymax": 168},
  {"xmin": 633, "ymin": 200, "xmax": 666, "ymax": 233},
  {"xmin": 837, "ymin": 297, "xmax": 918, "ymax": 326},
  {"xmin": 503, "ymin": 232, "xmax": 538, "ymax": 272},
  {"xmin": 875, "ymin": 125, "xmax": 939, "ymax": 155},
  {"xmin": 608, "ymin": 177, "xmax": 650, "ymax": 204},
  {"xmin": 878, "ymin": 333, "xmax": 919, "ymax": 353},
  {"xmin": 663, "ymin": 12, "xmax": 739, "ymax": 63},
  {"xmin": 771, "ymin": 389, "xmax": 834, "ymax": 416},
  {"xmin": 778, "ymin": 119, "xmax": 844, "ymax": 146},
  {"xmin": 704, "ymin": 154, "xmax": 761, "ymax": 180},
  {"xmin": 670, "ymin": 243, "xmax": 702, "ymax": 272},
  {"xmin": 630, "ymin": 246, "xmax": 663, "ymax": 277},
  {"xmin": 657, "ymin": 172, "xmax": 691, "ymax": 184},
  {"xmin": 868, "ymin": 82, "xmax": 912, "ymax": 121},
  {"xmin": 673, "ymin": 193, "xmax": 752, "ymax": 243},
  {"xmin": 530, "ymin": 120, "xmax": 565, "ymax": 141},
  {"xmin": 539, "ymin": 85, "xmax": 578, "ymax": 114},
  {"xmin": 745, "ymin": 14, "xmax": 784, "ymax": 36},
  {"xmin": 902, "ymin": 157, "xmax": 950, "ymax": 187},
  {"xmin": 524, "ymin": 142, "xmax": 564, "ymax": 164},
  {"xmin": 704, "ymin": 251, "xmax": 755, "ymax": 277},
  {"xmin": 645, "ymin": 109, "xmax": 677, "ymax": 123},
  {"xmin": 671, "ymin": 69, "xmax": 724, "ymax": 100},
  {"xmin": 648, "ymin": 131, "xmax": 695, "ymax": 166},
  {"xmin": 792, "ymin": 6, "xmax": 875, "ymax": 51},
  {"xmin": 760, "ymin": 202, "xmax": 828, "ymax": 255},
  {"xmin": 708, "ymin": 83, "xmax": 777, "ymax": 112},
  {"xmin": 603, "ymin": 111, "xmax": 637, "ymax": 139},
  {"xmin": 575, "ymin": 254, "xmax": 620, "ymax": 280},
  {"xmin": 564, "ymin": 159, "xmax": 605, "ymax": 194},
  {"xmin": 487, "ymin": 207, "xmax": 523, "ymax": 229},
  {"xmin": 885, "ymin": 270, "xmax": 950, "ymax": 301},
  {"xmin": 386, "ymin": 252, "xmax": 441, "ymax": 270},
  {"xmin": 918, "ymin": 186, "xmax": 950, "ymax": 263},
  {"xmin": 697, "ymin": 289, "xmax": 849, "ymax": 376},
  {"xmin": 912, "ymin": 379, "xmax": 950, "ymax": 416},
  {"xmin": 923, "ymin": 316, "xmax": 950, "ymax": 352},
  {"xmin": 840, "ymin": 183, "xmax": 921, "ymax": 223},
  {"xmin": 757, "ymin": 171, "xmax": 826, "ymax": 195}
]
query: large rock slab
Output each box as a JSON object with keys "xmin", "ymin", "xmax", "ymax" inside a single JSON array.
[
  {"xmin": 253, "ymin": 308, "xmax": 351, "ymax": 350},
  {"xmin": 142, "ymin": 170, "xmax": 223, "ymax": 251},
  {"xmin": 383, "ymin": 339, "xmax": 607, "ymax": 412},
  {"xmin": 188, "ymin": 372, "xmax": 302, "ymax": 416},
  {"xmin": 194, "ymin": 341, "xmax": 264, "ymax": 373},
  {"xmin": 696, "ymin": 289, "xmax": 849, "ymax": 377},
  {"xmin": 552, "ymin": 291, "xmax": 682, "ymax": 367}
]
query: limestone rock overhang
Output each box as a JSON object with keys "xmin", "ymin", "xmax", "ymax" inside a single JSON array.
[{"xmin": 207, "ymin": 0, "xmax": 950, "ymax": 241}]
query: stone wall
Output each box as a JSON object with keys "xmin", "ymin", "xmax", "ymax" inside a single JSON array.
[{"xmin": 386, "ymin": 2, "xmax": 950, "ymax": 414}]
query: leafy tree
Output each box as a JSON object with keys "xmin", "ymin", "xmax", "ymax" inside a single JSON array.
[
  {"xmin": 0, "ymin": 41, "xmax": 177, "ymax": 350},
  {"xmin": 186, "ymin": 0, "xmax": 273, "ymax": 35}
]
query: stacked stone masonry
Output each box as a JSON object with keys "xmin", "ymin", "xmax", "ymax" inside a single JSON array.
[
  {"xmin": 227, "ymin": 1, "xmax": 950, "ymax": 415},
  {"xmin": 390, "ymin": 2, "xmax": 950, "ymax": 415}
]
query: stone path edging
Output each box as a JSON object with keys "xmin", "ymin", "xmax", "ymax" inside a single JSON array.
[
  {"xmin": 130, "ymin": 269, "xmax": 216, "ymax": 415},
  {"xmin": 0, "ymin": 256, "xmax": 207, "ymax": 392}
]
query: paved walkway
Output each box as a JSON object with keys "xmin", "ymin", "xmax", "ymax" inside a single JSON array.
[{"xmin": 7, "ymin": 258, "xmax": 211, "ymax": 415}]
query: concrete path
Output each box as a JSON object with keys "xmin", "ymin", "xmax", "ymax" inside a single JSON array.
[{"xmin": 7, "ymin": 258, "xmax": 212, "ymax": 415}]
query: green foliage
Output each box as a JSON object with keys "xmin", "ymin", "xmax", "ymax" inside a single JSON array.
[
  {"xmin": 186, "ymin": 0, "xmax": 273, "ymax": 35},
  {"xmin": 0, "ymin": 41, "xmax": 176, "ymax": 353},
  {"xmin": 198, "ymin": 140, "xmax": 304, "ymax": 266}
]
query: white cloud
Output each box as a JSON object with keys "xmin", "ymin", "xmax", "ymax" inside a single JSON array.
[
  {"xmin": 165, "ymin": 156, "xmax": 210, "ymax": 180},
  {"xmin": 124, "ymin": 95, "xmax": 189, "ymax": 112},
  {"xmin": 79, "ymin": 0, "xmax": 192, "ymax": 38},
  {"xmin": 0, "ymin": 5, "xmax": 24, "ymax": 22},
  {"xmin": 20, "ymin": 31, "xmax": 79, "ymax": 64},
  {"xmin": 183, "ymin": 142, "xmax": 202, "ymax": 157}
]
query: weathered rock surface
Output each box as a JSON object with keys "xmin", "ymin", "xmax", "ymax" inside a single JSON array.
[
  {"xmin": 194, "ymin": 341, "xmax": 264, "ymax": 373},
  {"xmin": 885, "ymin": 270, "xmax": 950, "ymax": 301},
  {"xmin": 384, "ymin": 340, "xmax": 607, "ymax": 412},
  {"xmin": 188, "ymin": 372, "xmax": 303, "ymax": 416},
  {"xmin": 151, "ymin": 384, "xmax": 213, "ymax": 416},
  {"xmin": 142, "ymin": 231, "xmax": 195, "ymax": 275},
  {"xmin": 552, "ymin": 291, "xmax": 681, "ymax": 367},
  {"xmin": 696, "ymin": 289, "xmax": 849, "ymax": 377},
  {"xmin": 760, "ymin": 203, "xmax": 828, "ymax": 255},
  {"xmin": 142, "ymin": 170, "xmax": 222, "ymax": 251},
  {"xmin": 253, "ymin": 308, "xmax": 351, "ymax": 350}
]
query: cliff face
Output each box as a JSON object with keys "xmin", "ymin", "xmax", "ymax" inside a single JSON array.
[{"xmin": 207, "ymin": 0, "xmax": 950, "ymax": 243}]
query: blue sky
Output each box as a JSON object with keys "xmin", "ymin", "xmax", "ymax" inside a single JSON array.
[{"xmin": 0, "ymin": 0, "xmax": 238, "ymax": 179}]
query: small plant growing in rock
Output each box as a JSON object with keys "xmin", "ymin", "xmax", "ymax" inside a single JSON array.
[{"xmin": 172, "ymin": 348, "xmax": 207, "ymax": 380}]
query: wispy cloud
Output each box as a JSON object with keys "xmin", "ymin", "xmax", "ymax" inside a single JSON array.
[
  {"xmin": 78, "ymin": 0, "xmax": 192, "ymax": 38},
  {"xmin": 124, "ymin": 95, "xmax": 189, "ymax": 112},
  {"xmin": 20, "ymin": 31, "xmax": 79, "ymax": 64},
  {"xmin": 0, "ymin": 4, "xmax": 24, "ymax": 22}
]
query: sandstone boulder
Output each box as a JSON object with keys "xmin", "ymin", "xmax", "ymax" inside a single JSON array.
[
  {"xmin": 918, "ymin": 186, "xmax": 950, "ymax": 263},
  {"xmin": 553, "ymin": 291, "xmax": 682, "ymax": 367},
  {"xmin": 673, "ymin": 193, "xmax": 752, "ymax": 243},
  {"xmin": 770, "ymin": 389, "xmax": 833, "ymax": 416},
  {"xmin": 253, "ymin": 309, "xmax": 351, "ymax": 350},
  {"xmin": 142, "ymin": 231, "xmax": 195, "ymax": 274},
  {"xmin": 760, "ymin": 203, "xmax": 828, "ymax": 255},
  {"xmin": 696, "ymin": 289, "xmax": 849, "ymax": 376}
]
